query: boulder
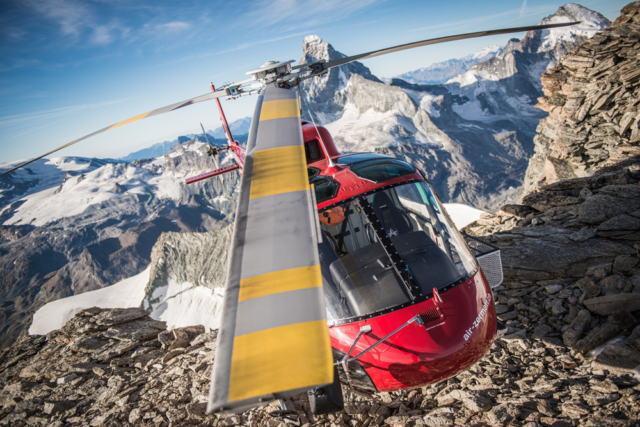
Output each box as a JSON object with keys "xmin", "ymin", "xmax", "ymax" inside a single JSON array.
[
  {"xmin": 563, "ymin": 309, "xmax": 591, "ymax": 347},
  {"xmin": 598, "ymin": 275, "xmax": 629, "ymax": 295},
  {"xmin": 583, "ymin": 293, "xmax": 640, "ymax": 316}
]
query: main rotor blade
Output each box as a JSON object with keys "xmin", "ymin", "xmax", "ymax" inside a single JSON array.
[
  {"xmin": 2, "ymin": 90, "xmax": 228, "ymax": 175},
  {"xmin": 313, "ymin": 21, "xmax": 580, "ymax": 71},
  {"xmin": 208, "ymin": 85, "xmax": 332, "ymax": 414}
]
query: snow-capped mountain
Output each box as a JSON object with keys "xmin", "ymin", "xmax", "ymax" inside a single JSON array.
[
  {"xmin": 209, "ymin": 117, "xmax": 251, "ymax": 139},
  {"xmin": 444, "ymin": 4, "xmax": 610, "ymax": 122},
  {"xmin": 299, "ymin": 3, "xmax": 609, "ymax": 210},
  {"xmin": 0, "ymin": 137, "xmax": 239, "ymax": 348},
  {"xmin": 393, "ymin": 45, "xmax": 503, "ymax": 85}
]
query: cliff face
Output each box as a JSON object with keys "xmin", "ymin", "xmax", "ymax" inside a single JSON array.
[
  {"xmin": 459, "ymin": 2, "xmax": 640, "ymax": 420},
  {"xmin": 523, "ymin": 2, "xmax": 640, "ymax": 196}
]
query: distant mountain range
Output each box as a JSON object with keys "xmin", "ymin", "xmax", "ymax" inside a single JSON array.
[
  {"xmin": 119, "ymin": 117, "xmax": 251, "ymax": 162},
  {"xmin": 391, "ymin": 45, "xmax": 503, "ymax": 85}
]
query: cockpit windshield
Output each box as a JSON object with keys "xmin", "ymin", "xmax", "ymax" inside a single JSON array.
[{"xmin": 318, "ymin": 181, "xmax": 477, "ymax": 322}]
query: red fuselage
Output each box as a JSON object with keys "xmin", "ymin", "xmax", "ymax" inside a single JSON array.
[{"xmin": 301, "ymin": 122, "xmax": 497, "ymax": 392}]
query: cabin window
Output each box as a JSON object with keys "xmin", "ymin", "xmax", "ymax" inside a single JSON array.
[
  {"xmin": 307, "ymin": 167, "xmax": 320, "ymax": 179},
  {"xmin": 317, "ymin": 181, "xmax": 477, "ymax": 321},
  {"xmin": 305, "ymin": 139, "xmax": 322, "ymax": 163},
  {"xmin": 350, "ymin": 159, "xmax": 415, "ymax": 183},
  {"xmin": 310, "ymin": 176, "xmax": 339, "ymax": 204},
  {"xmin": 336, "ymin": 153, "xmax": 389, "ymax": 164}
]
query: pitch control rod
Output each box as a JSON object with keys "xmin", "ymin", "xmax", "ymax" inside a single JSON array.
[{"xmin": 337, "ymin": 316, "xmax": 424, "ymax": 404}]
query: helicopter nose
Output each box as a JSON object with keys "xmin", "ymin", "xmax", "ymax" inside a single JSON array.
[{"xmin": 330, "ymin": 270, "xmax": 497, "ymax": 392}]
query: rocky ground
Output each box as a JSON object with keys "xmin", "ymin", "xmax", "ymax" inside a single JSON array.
[{"xmin": 1, "ymin": 303, "xmax": 640, "ymax": 427}]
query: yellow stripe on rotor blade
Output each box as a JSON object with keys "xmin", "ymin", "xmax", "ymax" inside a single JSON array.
[
  {"xmin": 108, "ymin": 111, "xmax": 152, "ymax": 130},
  {"xmin": 259, "ymin": 99, "xmax": 300, "ymax": 122},
  {"xmin": 249, "ymin": 145, "xmax": 309, "ymax": 199},
  {"xmin": 228, "ymin": 320, "xmax": 333, "ymax": 402},
  {"xmin": 238, "ymin": 265, "xmax": 322, "ymax": 302}
]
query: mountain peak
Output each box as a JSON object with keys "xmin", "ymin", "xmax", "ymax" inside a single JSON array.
[
  {"xmin": 535, "ymin": 2, "xmax": 611, "ymax": 53},
  {"xmin": 301, "ymin": 34, "xmax": 342, "ymax": 64}
]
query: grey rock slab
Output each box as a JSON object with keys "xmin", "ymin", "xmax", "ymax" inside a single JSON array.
[
  {"xmin": 575, "ymin": 323, "xmax": 621, "ymax": 354},
  {"xmin": 598, "ymin": 214, "xmax": 640, "ymax": 230},
  {"xmin": 578, "ymin": 194, "xmax": 640, "ymax": 224},
  {"xmin": 626, "ymin": 325, "xmax": 640, "ymax": 352},
  {"xmin": 498, "ymin": 311, "xmax": 519, "ymax": 321},
  {"xmin": 561, "ymin": 401, "xmax": 591, "ymax": 417},
  {"xmin": 583, "ymin": 293, "xmax": 640, "ymax": 316},
  {"xmin": 500, "ymin": 239, "xmax": 634, "ymax": 276},
  {"xmin": 92, "ymin": 308, "xmax": 149, "ymax": 327},
  {"xmin": 56, "ymin": 373, "xmax": 78, "ymax": 385},
  {"xmin": 495, "ymin": 305, "xmax": 509, "ymax": 315},
  {"xmin": 589, "ymin": 378, "xmax": 619, "ymax": 394},
  {"xmin": 598, "ymin": 275, "xmax": 629, "ymax": 295},
  {"xmin": 486, "ymin": 403, "xmax": 520, "ymax": 424},
  {"xmin": 531, "ymin": 324, "xmax": 553, "ymax": 339},
  {"xmin": 93, "ymin": 340, "xmax": 139, "ymax": 361},
  {"xmin": 569, "ymin": 228, "xmax": 598, "ymax": 241},
  {"xmin": 162, "ymin": 348, "xmax": 185, "ymax": 363},
  {"xmin": 545, "ymin": 284, "xmax": 564, "ymax": 294},
  {"xmin": 102, "ymin": 317, "xmax": 167, "ymax": 342},
  {"xmin": 71, "ymin": 335, "xmax": 111, "ymax": 353},
  {"xmin": 593, "ymin": 342, "xmax": 640, "ymax": 371},
  {"xmin": 563, "ymin": 309, "xmax": 591, "ymax": 347},
  {"xmin": 584, "ymin": 391, "xmax": 620, "ymax": 406},
  {"xmin": 613, "ymin": 255, "xmax": 639, "ymax": 273},
  {"xmin": 599, "ymin": 184, "xmax": 640, "ymax": 199}
]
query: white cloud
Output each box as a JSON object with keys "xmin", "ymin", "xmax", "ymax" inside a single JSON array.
[
  {"xmin": 243, "ymin": 0, "xmax": 383, "ymax": 28},
  {"xmin": 519, "ymin": 0, "xmax": 527, "ymax": 18},
  {"xmin": 158, "ymin": 22, "xmax": 191, "ymax": 32},
  {"xmin": 24, "ymin": 0, "xmax": 129, "ymax": 45}
]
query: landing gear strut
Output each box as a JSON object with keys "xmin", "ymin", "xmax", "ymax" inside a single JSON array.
[{"xmin": 308, "ymin": 365, "xmax": 344, "ymax": 415}]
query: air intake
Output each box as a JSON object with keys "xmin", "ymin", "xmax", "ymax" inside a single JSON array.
[{"xmin": 419, "ymin": 308, "xmax": 443, "ymax": 325}]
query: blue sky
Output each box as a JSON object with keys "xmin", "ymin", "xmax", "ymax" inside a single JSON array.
[{"xmin": 0, "ymin": 0, "xmax": 629, "ymax": 163}]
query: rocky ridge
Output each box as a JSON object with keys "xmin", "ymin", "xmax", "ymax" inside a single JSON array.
[{"xmin": 523, "ymin": 2, "xmax": 640, "ymax": 196}]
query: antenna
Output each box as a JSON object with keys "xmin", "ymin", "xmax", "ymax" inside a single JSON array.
[{"xmin": 308, "ymin": 110, "xmax": 336, "ymax": 167}]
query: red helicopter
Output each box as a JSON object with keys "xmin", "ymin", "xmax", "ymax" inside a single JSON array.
[
  {"xmin": 3, "ymin": 20, "xmax": 578, "ymax": 417},
  {"xmin": 188, "ymin": 86, "xmax": 503, "ymax": 416}
]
